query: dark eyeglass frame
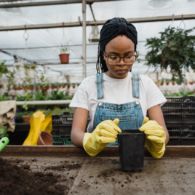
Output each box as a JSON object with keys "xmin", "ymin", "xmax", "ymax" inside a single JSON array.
[{"xmin": 104, "ymin": 52, "xmax": 137, "ymax": 64}]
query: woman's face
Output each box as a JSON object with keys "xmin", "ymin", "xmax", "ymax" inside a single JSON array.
[{"xmin": 104, "ymin": 35, "xmax": 136, "ymax": 79}]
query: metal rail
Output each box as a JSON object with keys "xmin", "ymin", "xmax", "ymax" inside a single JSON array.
[
  {"xmin": 16, "ymin": 100, "xmax": 71, "ymax": 106},
  {"xmin": 82, "ymin": 0, "xmax": 87, "ymax": 78},
  {"xmin": 0, "ymin": 0, "xmax": 122, "ymax": 8},
  {"xmin": 0, "ymin": 14, "xmax": 195, "ymax": 31}
]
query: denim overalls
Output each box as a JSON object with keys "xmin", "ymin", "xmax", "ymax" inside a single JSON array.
[{"xmin": 93, "ymin": 73, "xmax": 144, "ymax": 131}]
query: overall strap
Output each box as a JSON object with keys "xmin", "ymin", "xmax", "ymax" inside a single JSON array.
[
  {"xmin": 132, "ymin": 72, "xmax": 140, "ymax": 98},
  {"xmin": 96, "ymin": 73, "xmax": 104, "ymax": 99}
]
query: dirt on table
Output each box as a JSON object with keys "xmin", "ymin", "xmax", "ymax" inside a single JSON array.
[
  {"xmin": 0, "ymin": 156, "xmax": 194, "ymax": 195},
  {"xmin": 0, "ymin": 157, "xmax": 82, "ymax": 195}
]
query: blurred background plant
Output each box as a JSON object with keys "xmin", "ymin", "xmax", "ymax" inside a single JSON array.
[{"xmin": 145, "ymin": 26, "xmax": 195, "ymax": 83}]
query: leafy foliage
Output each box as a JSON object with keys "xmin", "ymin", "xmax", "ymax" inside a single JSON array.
[
  {"xmin": 145, "ymin": 26, "xmax": 195, "ymax": 82},
  {"xmin": 48, "ymin": 90, "xmax": 73, "ymax": 100},
  {"xmin": 0, "ymin": 61, "xmax": 8, "ymax": 78}
]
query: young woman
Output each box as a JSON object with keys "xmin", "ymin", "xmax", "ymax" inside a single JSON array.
[{"xmin": 70, "ymin": 17, "xmax": 169, "ymax": 158}]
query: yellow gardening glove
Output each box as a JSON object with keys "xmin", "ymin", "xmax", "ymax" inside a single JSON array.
[
  {"xmin": 139, "ymin": 118, "xmax": 166, "ymax": 159},
  {"xmin": 23, "ymin": 111, "xmax": 52, "ymax": 146},
  {"xmin": 40, "ymin": 114, "xmax": 52, "ymax": 133},
  {"xmin": 83, "ymin": 118, "xmax": 121, "ymax": 157},
  {"xmin": 23, "ymin": 111, "xmax": 45, "ymax": 146}
]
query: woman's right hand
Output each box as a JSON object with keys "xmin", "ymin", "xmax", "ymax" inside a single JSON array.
[{"xmin": 83, "ymin": 119, "xmax": 121, "ymax": 156}]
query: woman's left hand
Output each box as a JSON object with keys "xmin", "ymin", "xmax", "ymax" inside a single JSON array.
[{"xmin": 139, "ymin": 118, "xmax": 166, "ymax": 159}]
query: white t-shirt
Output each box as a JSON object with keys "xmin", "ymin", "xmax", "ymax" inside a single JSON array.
[{"xmin": 70, "ymin": 72, "xmax": 166, "ymax": 131}]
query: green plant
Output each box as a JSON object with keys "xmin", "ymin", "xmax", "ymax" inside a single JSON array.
[
  {"xmin": 16, "ymin": 92, "xmax": 34, "ymax": 111},
  {"xmin": 59, "ymin": 47, "xmax": 70, "ymax": 64},
  {"xmin": 0, "ymin": 94, "xmax": 11, "ymax": 101},
  {"xmin": 49, "ymin": 107, "xmax": 68, "ymax": 115},
  {"xmin": 34, "ymin": 90, "xmax": 47, "ymax": 100},
  {"xmin": 0, "ymin": 61, "xmax": 8, "ymax": 78},
  {"xmin": 60, "ymin": 47, "xmax": 69, "ymax": 54},
  {"xmin": 145, "ymin": 26, "xmax": 195, "ymax": 82},
  {"xmin": 165, "ymin": 90, "xmax": 195, "ymax": 97},
  {"xmin": 48, "ymin": 90, "xmax": 72, "ymax": 100},
  {"xmin": 22, "ymin": 64, "xmax": 36, "ymax": 87},
  {"xmin": 6, "ymin": 69, "xmax": 16, "ymax": 90}
]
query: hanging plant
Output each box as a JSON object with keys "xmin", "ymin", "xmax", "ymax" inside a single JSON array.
[
  {"xmin": 59, "ymin": 47, "xmax": 70, "ymax": 64},
  {"xmin": 145, "ymin": 26, "xmax": 195, "ymax": 82}
]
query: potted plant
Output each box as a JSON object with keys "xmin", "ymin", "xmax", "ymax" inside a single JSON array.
[
  {"xmin": 59, "ymin": 48, "xmax": 70, "ymax": 64},
  {"xmin": 145, "ymin": 26, "xmax": 195, "ymax": 83}
]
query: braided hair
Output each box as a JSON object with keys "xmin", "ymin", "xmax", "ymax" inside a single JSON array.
[{"xmin": 96, "ymin": 17, "xmax": 137, "ymax": 73}]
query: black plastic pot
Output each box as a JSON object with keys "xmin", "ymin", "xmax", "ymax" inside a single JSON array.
[{"xmin": 118, "ymin": 130, "xmax": 145, "ymax": 171}]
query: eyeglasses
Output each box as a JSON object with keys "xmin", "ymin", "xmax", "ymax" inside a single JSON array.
[{"xmin": 104, "ymin": 52, "xmax": 137, "ymax": 64}]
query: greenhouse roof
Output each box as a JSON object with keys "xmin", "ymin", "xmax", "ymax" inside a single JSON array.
[{"xmin": 0, "ymin": 0, "xmax": 195, "ymax": 82}]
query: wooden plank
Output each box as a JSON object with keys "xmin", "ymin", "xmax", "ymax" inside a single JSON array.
[{"xmin": 0, "ymin": 145, "xmax": 195, "ymax": 158}]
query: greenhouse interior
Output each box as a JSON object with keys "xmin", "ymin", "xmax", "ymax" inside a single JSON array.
[{"xmin": 0, "ymin": 0, "xmax": 195, "ymax": 194}]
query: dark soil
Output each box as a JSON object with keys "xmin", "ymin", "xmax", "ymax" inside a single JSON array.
[
  {"xmin": 0, "ymin": 156, "xmax": 194, "ymax": 195},
  {"xmin": 0, "ymin": 157, "xmax": 69, "ymax": 195}
]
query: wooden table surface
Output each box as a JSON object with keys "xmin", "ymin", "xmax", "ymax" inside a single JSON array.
[{"xmin": 1, "ymin": 145, "xmax": 195, "ymax": 195}]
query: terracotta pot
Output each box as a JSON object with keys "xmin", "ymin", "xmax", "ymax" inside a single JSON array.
[
  {"xmin": 37, "ymin": 132, "xmax": 53, "ymax": 145},
  {"xmin": 22, "ymin": 115, "xmax": 31, "ymax": 124},
  {"xmin": 59, "ymin": 53, "xmax": 69, "ymax": 64}
]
